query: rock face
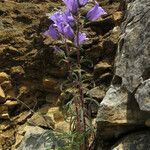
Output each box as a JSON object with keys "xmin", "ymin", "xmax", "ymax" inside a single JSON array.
[
  {"xmin": 135, "ymin": 79, "xmax": 150, "ymax": 111},
  {"xmin": 17, "ymin": 126, "xmax": 62, "ymax": 150},
  {"xmin": 115, "ymin": 0, "xmax": 150, "ymax": 92},
  {"xmin": 96, "ymin": 0, "xmax": 150, "ymax": 149},
  {"xmin": 111, "ymin": 131, "xmax": 150, "ymax": 150}
]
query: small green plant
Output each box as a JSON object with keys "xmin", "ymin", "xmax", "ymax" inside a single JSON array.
[{"xmin": 43, "ymin": 0, "xmax": 107, "ymax": 149}]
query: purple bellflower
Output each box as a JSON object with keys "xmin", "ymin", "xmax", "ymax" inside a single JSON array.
[
  {"xmin": 49, "ymin": 10, "xmax": 74, "ymax": 27},
  {"xmin": 61, "ymin": 23, "xmax": 74, "ymax": 39},
  {"xmin": 63, "ymin": 10, "xmax": 75, "ymax": 27},
  {"xmin": 62, "ymin": 0, "xmax": 88, "ymax": 14},
  {"xmin": 74, "ymin": 32, "xmax": 88, "ymax": 46},
  {"xmin": 86, "ymin": 1, "xmax": 107, "ymax": 21},
  {"xmin": 43, "ymin": 25, "xmax": 59, "ymax": 40},
  {"xmin": 48, "ymin": 10, "xmax": 74, "ymax": 39},
  {"xmin": 79, "ymin": 0, "xmax": 88, "ymax": 6},
  {"xmin": 63, "ymin": 0, "xmax": 78, "ymax": 14}
]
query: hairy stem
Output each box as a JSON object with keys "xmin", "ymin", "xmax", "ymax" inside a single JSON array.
[{"xmin": 76, "ymin": 3, "xmax": 87, "ymax": 149}]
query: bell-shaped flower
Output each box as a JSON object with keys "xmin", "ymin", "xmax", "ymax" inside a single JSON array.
[
  {"xmin": 79, "ymin": 0, "xmax": 88, "ymax": 6},
  {"xmin": 63, "ymin": 10, "xmax": 75, "ymax": 27},
  {"xmin": 86, "ymin": 1, "xmax": 107, "ymax": 21},
  {"xmin": 49, "ymin": 11, "xmax": 63, "ymax": 25},
  {"xmin": 74, "ymin": 32, "xmax": 88, "ymax": 45},
  {"xmin": 62, "ymin": 23, "xmax": 74, "ymax": 39},
  {"xmin": 62, "ymin": 0, "xmax": 78, "ymax": 14},
  {"xmin": 49, "ymin": 10, "xmax": 75, "ymax": 27},
  {"xmin": 43, "ymin": 25, "xmax": 59, "ymax": 40}
]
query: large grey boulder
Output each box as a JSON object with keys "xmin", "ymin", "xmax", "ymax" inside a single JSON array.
[
  {"xmin": 96, "ymin": 0, "xmax": 150, "ymax": 148},
  {"xmin": 115, "ymin": 0, "xmax": 150, "ymax": 92},
  {"xmin": 17, "ymin": 126, "xmax": 64, "ymax": 150},
  {"xmin": 96, "ymin": 86, "xmax": 149, "ymax": 141},
  {"xmin": 111, "ymin": 131, "xmax": 150, "ymax": 150},
  {"xmin": 135, "ymin": 79, "xmax": 150, "ymax": 111}
]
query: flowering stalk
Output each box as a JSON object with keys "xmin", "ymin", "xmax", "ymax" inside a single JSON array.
[
  {"xmin": 75, "ymin": 4, "xmax": 87, "ymax": 149},
  {"xmin": 43, "ymin": 1, "xmax": 107, "ymax": 149}
]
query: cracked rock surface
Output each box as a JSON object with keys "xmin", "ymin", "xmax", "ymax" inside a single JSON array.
[{"xmin": 96, "ymin": 0, "xmax": 150, "ymax": 149}]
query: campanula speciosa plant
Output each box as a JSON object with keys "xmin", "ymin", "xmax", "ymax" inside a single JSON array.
[{"xmin": 44, "ymin": 0, "xmax": 106, "ymax": 149}]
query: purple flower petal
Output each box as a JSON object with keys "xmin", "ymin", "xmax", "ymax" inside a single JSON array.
[
  {"xmin": 43, "ymin": 25, "xmax": 59, "ymax": 40},
  {"xmin": 79, "ymin": 0, "xmax": 88, "ymax": 6},
  {"xmin": 49, "ymin": 11, "xmax": 63, "ymax": 25},
  {"xmin": 63, "ymin": 23, "xmax": 74, "ymax": 39},
  {"xmin": 62, "ymin": 0, "xmax": 78, "ymax": 14},
  {"xmin": 74, "ymin": 32, "xmax": 88, "ymax": 45},
  {"xmin": 86, "ymin": 1, "xmax": 107, "ymax": 21},
  {"xmin": 49, "ymin": 10, "xmax": 75, "ymax": 27},
  {"xmin": 63, "ymin": 10, "xmax": 75, "ymax": 27}
]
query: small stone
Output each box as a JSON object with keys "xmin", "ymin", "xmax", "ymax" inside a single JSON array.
[
  {"xmin": 0, "ymin": 113, "xmax": 9, "ymax": 119},
  {"xmin": 15, "ymin": 111, "xmax": 32, "ymax": 124},
  {"xmin": 0, "ymin": 72, "xmax": 9, "ymax": 84},
  {"xmin": 87, "ymin": 86, "xmax": 106, "ymax": 101},
  {"xmin": 10, "ymin": 66, "xmax": 25, "ymax": 77},
  {"xmin": 4, "ymin": 100, "xmax": 18, "ymax": 108},
  {"xmin": 12, "ymin": 133, "xmax": 24, "ymax": 149},
  {"xmin": 43, "ymin": 77, "xmax": 60, "ymax": 93},
  {"xmin": 94, "ymin": 62, "xmax": 112, "ymax": 71},
  {"xmin": 99, "ymin": 72, "xmax": 113, "ymax": 83},
  {"xmin": 1, "ymin": 80, "xmax": 12, "ymax": 90},
  {"xmin": 0, "ymin": 105, "xmax": 9, "ymax": 119},
  {"xmin": 0, "ymin": 121, "xmax": 11, "ymax": 131},
  {"xmin": 94, "ymin": 61, "xmax": 112, "ymax": 77},
  {"xmin": 55, "ymin": 121, "xmax": 70, "ymax": 132},
  {"xmin": 27, "ymin": 113, "xmax": 55, "ymax": 129},
  {"xmin": 0, "ymin": 86, "xmax": 6, "ymax": 103},
  {"xmin": 113, "ymin": 11, "xmax": 123, "ymax": 24},
  {"xmin": 47, "ymin": 107, "xmax": 64, "ymax": 122},
  {"xmin": 6, "ymin": 89, "xmax": 16, "ymax": 99}
]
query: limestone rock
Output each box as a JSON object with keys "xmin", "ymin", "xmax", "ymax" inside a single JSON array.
[
  {"xmin": 4, "ymin": 100, "xmax": 18, "ymax": 108},
  {"xmin": 16, "ymin": 125, "xmax": 66, "ymax": 150},
  {"xmin": 99, "ymin": 72, "xmax": 113, "ymax": 83},
  {"xmin": 135, "ymin": 79, "xmax": 150, "ymax": 111},
  {"xmin": 16, "ymin": 126, "xmax": 62, "ymax": 150},
  {"xmin": 0, "ymin": 86, "xmax": 5, "ymax": 103},
  {"xmin": 0, "ymin": 121, "xmax": 11, "ymax": 131},
  {"xmin": 0, "ymin": 129, "xmax": 15, "ymax": 150},
  {"xmin": 112, "ymin": 11, "xmax": 124, "ymax": 24},
  {"xmin": 87, "ymin": 86, "xmax": 106, "ymax": 101},
  {"xmin": 115, "ymin": 0, "xmax": 150, "ymax": 92},
  {"xmin": 94, "ymin": 61, "xmax": 112, "ymax": 77},
  {"xmin": 0, "ymin": 105, "xmax": 9, "ymax": 119},
  {"xmin": 10, "ymin": 66, "xmax": 25, "ymax": 77},
  {"xmin": 46, "ymin": 107, "xmax": 64, "ymax": 122},
  {"xmin": 0, "ymin": 72, "xmax": 9, "ymax": 84},
  {"xmin": 13, "ymin": 111, "xmax": 32, "ymax": 125},
  {"xmin": 1, "ymin": 80, "xmax": 12, "ymax": 91},
  {"xmin": 96, "ymin": 0, "xmax": 150, "ymax": 148},
  {"xmin": 27, "ymin": 106, "xmax": 69, "ymax": 132},
  {"xmin": 43, "ymin": 77, "xmax": 60, "ymax": 93},
  {"xmin": 96, "ymin": 86, "xmax": 150, "ymax": 141},
  {"xmin": 27, "ymin": 112, "xmax": 55, "ymax": 129},
  {"xmin": 111, "ymin": 131, "xmax": 150, "ymax": 150},
  {"xmin": 6, "ymin": 89, "xmax": 16, "ymax": 99}
]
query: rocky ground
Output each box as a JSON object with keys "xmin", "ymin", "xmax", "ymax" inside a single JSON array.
[{"xmin": 1, "ymin": 0, "xmax": 149, "ymax": 150}]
